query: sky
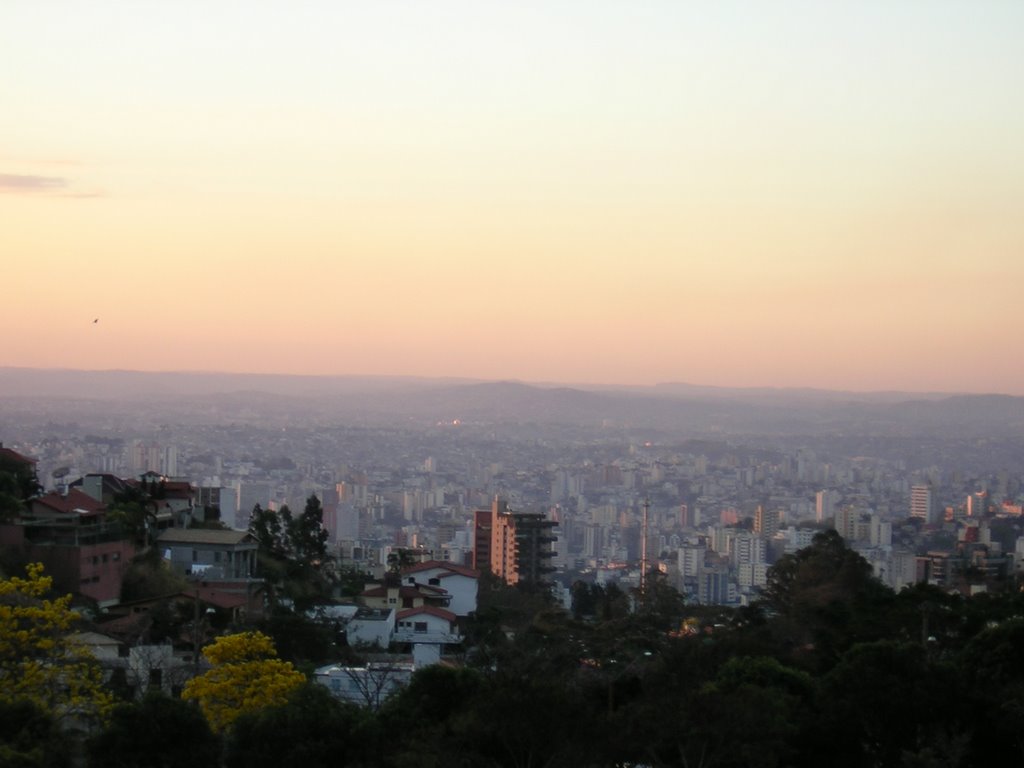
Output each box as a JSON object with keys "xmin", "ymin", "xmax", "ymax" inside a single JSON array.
[{"xmin": 2, "ymin": 1, "xmax": 1023, "ymax": 395}]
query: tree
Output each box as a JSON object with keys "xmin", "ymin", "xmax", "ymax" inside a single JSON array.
[
  {"xmin": 762, "ymin": 530, "xmax": 894, "ymax": 665},
  {"xmin": 86, "ymin": 692, "xmax": 221, "ymax": 768},
  {"xmin": 0, "ymin": 563, "xmax": 112, "ymax": 726},
  {"xmin": 104, "ymin": 484, "xmax": 157, "ymax": 548},
  {"xmin": 181, "ymin": 631, "xmax": 305, "ymax": 733},
  {"xmin": 0, "ymin": 698, "xmax": 74, "ymax": 768},
  {"xmin": 248, "ymin": 504, "xmax": 286, "ymax": 561},
  {"xmin": 386, "ymin": 547, "xmax": 417, "ymax": 575},
  {"xmin": 224, "ymin": 683, "xmax": 372, "ymax": 768},
  {"xmin": 378, "ymin": 665, "xmax": 486, "ymax": 768},
  {"xmin": 286, "ymin": 495, "xmax": 329, "ymax": 570},
  {"xmin": 0, "ymin": 451, "xmax": 40, "ymax": 523},
  {"xmin": 811, "ymin": 641, "xmax": 965, "ymax": 768}
]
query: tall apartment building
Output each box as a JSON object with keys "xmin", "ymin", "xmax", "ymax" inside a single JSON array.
[
  {"xmin": 834, "ymin": 506, "xmax": 861, "ymax": 541},
  {"xmin": 471, "ymin": 506, "xmax": 493, "ymax": 571},
  {"xmin": 966, "ymin": 491, "xmax": 987, "ymax": 518},
  {"xmin": 815, "ymin": 490, "xmax": 838, "ymax": 523},
  {"xmin": 474, "ymin": 497, "xmax": 557, "ymax": 587},
  {"xmin": 910, "ymin": 484, "xmax": 935, "ymax": 524},
  {"xmin": 754, "ymin": 506, "xmax": 781, "ymax": 538}
]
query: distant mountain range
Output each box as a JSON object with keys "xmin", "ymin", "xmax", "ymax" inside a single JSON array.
[{"xmin": 2, "ymin": 367, "xmax": 1023, "ymax": 437}]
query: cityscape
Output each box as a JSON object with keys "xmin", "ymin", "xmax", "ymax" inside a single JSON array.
[
  {"xmin": 4, "ymin": 370, "xmax": 1024, "ymax": 607},
  {"xmin": 3, "ymin": 369, "xmax": 1024, "ymax": 763},
  {"xmin": 4, "ymin": 2, "xmax": 1024, "ymax": 765}
]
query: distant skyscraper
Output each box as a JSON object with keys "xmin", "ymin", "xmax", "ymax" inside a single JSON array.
[
  {"xmin": 476, "ymin": 497, "xmax": 557, "ymax": 587},
  {"xmin": 754, "ymin": 505, "xmax": 781, "ymax": 537},
  {"xmin": 910, "ymin": 484, "xmax": 935, "ymax": 524},
  {"xmin": 471, "ymin": 505, "xmax": 494, "ymax": 572},
  {"xmin": 815, "ymin": 490, "xmax": 837, "ymax": 523},
  {"xmin": 966, "ymin": 491, "xmax": 987, "ymax": 518},
  {"xmin": 834, "ymin": 506, "xmax": 860, "ymax": 541}
]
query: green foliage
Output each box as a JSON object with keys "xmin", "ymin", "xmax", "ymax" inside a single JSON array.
[
  {"xmin": 248, "ymin": 497, "xmax": 328, "ymax": 571},
  {"xmin": 248, "ymin": 498, "xmax": 332, "ymax": 609},
  {"xmin": 86, "ymin": 692, "xmax": 221, "ymax": 768},
  {"xmin": 0, "ymin": 453, "xmax": 40, "ymax": 523},
  {"xmin": 0, "ymin": 699, "xmax": 73, "ymax": 768},
  {"xmin": 811, "ymin": 641, "xmax": 965, "ymax": 767},
  {"xmin": 763, "ymin": 529, "xmax": 895, "ymax": 666},
  {"xmin": 248, "ymin": 504, "xmax": 286, "ymax": 562},
  {"xmin": 224, "ymin": 683, "xmax": 372, "ymax": 768},
  {"xmin": 385, "ymin": 548, "xmax": 416, "ymax": 575},
  {"xmin": 288, "ymin": 495, "xmax": 329, "ymax": 568},
  {"xmin": 257, "ymin": 609, "xmax": 337, "ymax": 667},
  {"xmin": 104, "ymin": 484, "xmax": 157, "ymax": 548},
  {"xmin": 119, "ymin": 550, "xmax": 188, "ymax": 603}
]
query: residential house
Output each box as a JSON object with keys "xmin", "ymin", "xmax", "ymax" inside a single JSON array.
[
  {"xmin": 399, "ymin": 560, "xmax": 479, "ymax": 617},
  {"xmin": 0, "ymin": 488, "xmax": 135, "ymax": 606}
]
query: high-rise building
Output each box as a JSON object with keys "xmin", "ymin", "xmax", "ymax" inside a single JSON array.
[
  {"xmin": 471, "ymin": 506, "xmax": 493, "ymax": 572},
  {"xmin": 834, "ymin": 506, "xmax": 860, "ymax": 541},
  {"xmin": 754, "ymin": 506, "xmax": 781, "ymax": 538},
  {"xmin": 910, "ymin": 484, "xmax": 935, "ymax": 524},
  {"xmin": 697, "ymin": 555, "xmax": 732, "ymax": 605},
  {"xmin": 966, "ymin": 491, "xmax": 987, "ymax": 518},
  {"xmin": 815, "ymin": 490, "xmax": 837, "ymax": 523},
  {"xmin": 475, "ymin": 497, "xmax": 557, "ymax": 587}
]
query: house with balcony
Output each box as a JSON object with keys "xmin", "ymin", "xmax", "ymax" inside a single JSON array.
[
  {"xmin": 399, "ymin": 560, "xmax": 479, "ymax": 617},
  {"xmin": 0, "ymin": 487, "xmax": 135, "ymax": 607},
  {"xmin": 394, "ymin": 605, "xmax": 462, "ymax": 666},
  {"xmin": 157, "ymin": 528, "xmax": 258, "ymax": 580}
]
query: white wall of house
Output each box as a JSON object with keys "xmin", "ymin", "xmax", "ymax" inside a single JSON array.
[
  {"xmin": 347, "ymin": 609, "xmax": 395, "ymax": 648},
  {"xmin": 405, "ymin": 567, "xmax": 478, "ymax": 616},
  {"xmin": 315, "ymin": 662, "xmax": 412, "ymax": 709}
]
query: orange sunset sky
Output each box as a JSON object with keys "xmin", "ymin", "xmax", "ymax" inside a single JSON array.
[{"xmin": 2, "ymin": 2, "xmax": 1023, "ymax": 395}]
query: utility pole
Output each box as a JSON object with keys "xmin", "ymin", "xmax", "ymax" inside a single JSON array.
[{"xmin": 640, "ymin": 497, "xmax": 649, "ymax": 604}]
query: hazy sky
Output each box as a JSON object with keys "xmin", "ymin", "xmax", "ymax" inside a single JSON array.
[{"xmin": 3, "ymin": 2, "xmax": 1023, "ymax": 394}]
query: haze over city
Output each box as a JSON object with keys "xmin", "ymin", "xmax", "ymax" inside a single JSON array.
[{"xmin": 3, "ymin": 2, "xmax": 1023, "ymax": 394}]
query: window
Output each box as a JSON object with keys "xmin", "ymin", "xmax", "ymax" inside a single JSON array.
[
  {"xmin": 112, "ymin": 552, "xmax": 120, "ymax": 562},
  {"xmin": 192, "ymin": 549, "xmax": 198, "ymax": 562},
  {"xmin": 414, "ymin": 622, "xmax": 428, "ymax": 633}
]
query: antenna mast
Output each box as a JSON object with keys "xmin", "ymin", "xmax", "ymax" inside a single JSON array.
[{"xmin": 640, "ymin": 496, "xmax": 649, "ymax": 603}]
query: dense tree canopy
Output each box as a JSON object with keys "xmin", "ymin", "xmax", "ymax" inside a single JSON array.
[
  {"xmin": 86, "ymin": 692, "xmax": 220, "ymax": 768},
  {"xmin": 225, "ymin": 683, "xmax": 372, "ymax": 768},
  {"xmin": 182, "ymin": 631, "xmax": 305, "ymax": 733},
  {"xmin": 0, "ymin": 564, "xmax": 112, "ymax": 726},
  {"xmin": 0, "ymin": 452, "xmax": 40, "ymax": 522}
]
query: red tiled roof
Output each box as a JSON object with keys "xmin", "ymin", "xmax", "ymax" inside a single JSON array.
[
  {"xmin": 396, "ymin": 605, "xmax": 457, "ymax": 623},
  {"xmin": 402, "ymin": 560, "xmax": 480, "ymax": 579},
  {"xmin": 33, "ymin": 488, "xmax": 105, "ymax": 515},
  {"xmin": 0, "ymin": 446, "xmax": 36, "ymax": 466}
]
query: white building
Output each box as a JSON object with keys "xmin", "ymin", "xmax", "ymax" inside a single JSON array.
[
  {"xmin": 346, "ymin": 608, "xmax": 395, "ymax": 649},
  {"xmin": 400, "ymin": 561, "xmax": 479, "ymax": 617},
  {"xmin": 315, "ymin": 661, "xmax": 413, "ymax": 709}
]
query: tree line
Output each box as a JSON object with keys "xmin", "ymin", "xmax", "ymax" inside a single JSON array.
[{"xmin": 4, "ymin": 529, "xmax": 1024, "ymax": 766}]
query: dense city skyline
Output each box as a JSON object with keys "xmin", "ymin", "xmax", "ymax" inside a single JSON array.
[{"xmin": 3, "ymin": 2, "xmax": 1023, "ymax": 395}]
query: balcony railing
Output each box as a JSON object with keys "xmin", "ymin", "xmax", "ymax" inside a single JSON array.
[{"xmin": 392, "ymin": 630, "xmax": 463, "ymax": 645}]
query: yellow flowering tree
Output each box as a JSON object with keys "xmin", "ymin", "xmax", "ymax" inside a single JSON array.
[
  {"xmin": 0, "ymin": 563, "xmax": 112, "ymax": 724},
  {"xmin": 182, "ymin": 630, "xmax": 305, "ymax": 733}
]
